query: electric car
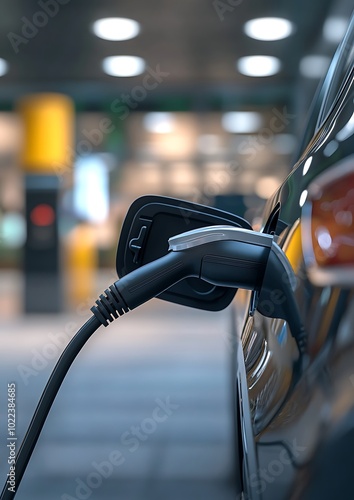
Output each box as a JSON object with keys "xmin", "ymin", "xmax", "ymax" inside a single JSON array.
[{"xmin": 232, "ymin": 12, "xmax": 354, "ymax": 500}]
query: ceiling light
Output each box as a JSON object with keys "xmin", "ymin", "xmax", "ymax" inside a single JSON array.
[
  {"xmin": 102, "ymin": 56, "xmax": 146, "ymax": 77},
  {"xmin": 323, "ymin": 17, "xmax": 348, "ymax": 44},
  {"xmin": 237, "ymin": 56, "xmax": 281, "ymax": 77},
  {"xmin": 144, "ymin": 112, "xmax": 175, "ymax": 133},
  {"xmin": 244, "ymin": 17, "xmax": 294, "ymax": 41},
  {"xmin": 0, "ymin": 58, "xmax": 8, "ymax": 76},
  {"xmin": 92, "ymin": 17, "xmax": 140, "ymax": 41},
  {"xmin": 222, "ymin": 112, "xmax": 263, "ymax": 133},
  {"xmin": 299, "ymin": 55, "xmax": 330, "ymax": 79}
]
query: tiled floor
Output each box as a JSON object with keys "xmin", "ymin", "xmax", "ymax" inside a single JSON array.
[{"xmin": 0, "ymin": 273, "xmax": 238, "ymax": 499}]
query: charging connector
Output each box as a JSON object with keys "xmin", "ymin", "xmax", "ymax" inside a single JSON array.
[{"xmin": 92, "ymin": 226, "xmax": 306, "ymax": 354}]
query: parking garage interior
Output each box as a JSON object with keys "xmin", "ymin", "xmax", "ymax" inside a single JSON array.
[{"xmin": 1, "ymin": 1, "xmax": 354, "ymax": 499}]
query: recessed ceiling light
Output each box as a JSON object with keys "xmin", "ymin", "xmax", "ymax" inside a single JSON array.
[
  {"xmin": 92, "ymin": 17, "xmax": 140, "ymax": 41},
  {"xmin": 102, "ymin": 56, "xmax": 146, "ymax": 77},
  {"xmin": 0, "ymin": 58, "xmax": 8, "ymax": 76},
  {"xmin": 222, "ymin": 112, "xmax": 263, "ymax": 133},
  {"xmin": 244, "ymin": 17, "xmax": 294, "ymax": 41},
  {"xmin": 237, "ymin": 56, "xmax": 281, "ymax": 77},
  {"xmin": 299, "ymin": 55, "xmax": 330, "ymax": 79},
  {"xmin": 144, "ymin": 112, "xmax": 175, "ymax": 133},
  {"xmin": 323, "ymin": 17, "xmax": 348, "ymax": 44}
]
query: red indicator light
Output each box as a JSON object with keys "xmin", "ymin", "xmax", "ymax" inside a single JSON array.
[
  {"xmin": 311, "ymin": 171, "xmax": 354, "ymax": 267},
  {"xmin": 30, "ymin": 204, "xmax": 55, "ymax": 227},
  {"xmin": 302, "ymin": 161, "xmax": 354, "ymax": 286}
]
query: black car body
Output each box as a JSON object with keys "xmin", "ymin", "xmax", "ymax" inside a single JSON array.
[{"xmin": 234, "ymin": 12, "xmax": 354, "ymax": 500}]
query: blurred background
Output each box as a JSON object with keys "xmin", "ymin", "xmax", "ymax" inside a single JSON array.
[{"xmin": 0, "ymin": 0, "xmax": 353, "ymax": 499}]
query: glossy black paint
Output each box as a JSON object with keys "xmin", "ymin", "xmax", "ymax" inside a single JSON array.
[{"xmin": 235, "ymin": 14, "xmax": 354, "ymax": 500}]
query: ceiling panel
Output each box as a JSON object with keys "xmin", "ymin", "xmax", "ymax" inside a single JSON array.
[{"xmin": 0, "ymin": 0, "xmax": 344, "ymax": 108}]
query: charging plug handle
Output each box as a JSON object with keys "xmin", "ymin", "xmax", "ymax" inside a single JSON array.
[
  {"xmin": 169, "ymin": 225, "xmax": 306, "ymax": 354},
  {"xmin": 92, "ymin": 226, "xmax": 306, "ymax": 354},
  {"xmin": 93, "ymin": 226, "xmax": 273, "ymax": 319}
]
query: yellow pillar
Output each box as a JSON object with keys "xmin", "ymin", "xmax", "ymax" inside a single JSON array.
[
  {"xmin": 65, "ymin": 224, "xmax": 98, "ymax": 308},
  {"xmin": 18, "ymin": 93, "xmax": 74, "ymax": 174}
]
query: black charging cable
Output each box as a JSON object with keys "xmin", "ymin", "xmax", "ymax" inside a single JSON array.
[{"xmin": 1, "ymin": 317, "xmax": 102, "ymax": 500}]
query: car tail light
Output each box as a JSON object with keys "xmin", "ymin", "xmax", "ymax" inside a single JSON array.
[{"xmin": 302, "ymin": 158, "xmax": 354, "ymax": 286}]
